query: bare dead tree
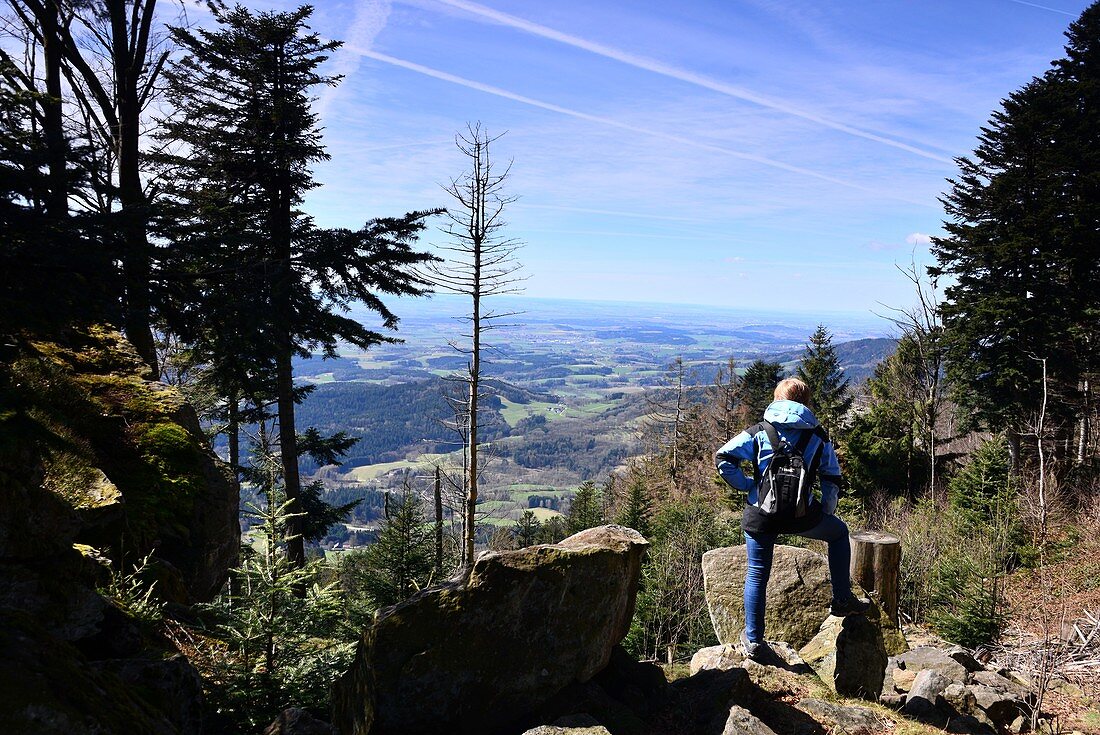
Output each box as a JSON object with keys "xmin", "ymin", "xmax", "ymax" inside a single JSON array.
[
  {"xmin": 424, "ymin": 123, "xmax": 524, "ymax": 570},
  {"xmin": 710, "ymin": 355, "xmax": 743, "ymax": 443},
  {"xmin": 879, "ymin": 258, "xmax": 946, "ymax": 499}
]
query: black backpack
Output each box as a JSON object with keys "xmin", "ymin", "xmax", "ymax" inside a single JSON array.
[{"xmin": 745, "ymin": 421, "xmax": 825, "ymax": 519}]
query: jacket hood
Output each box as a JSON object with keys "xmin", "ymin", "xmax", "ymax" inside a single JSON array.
[{"xmin": 763, "ymin": 400, "xmax": 820, "ymax": 429}]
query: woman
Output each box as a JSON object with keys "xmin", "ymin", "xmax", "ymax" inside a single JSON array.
[{"xmin": 714, "ymin": 377, "xmax": 868, "ymax": 659}]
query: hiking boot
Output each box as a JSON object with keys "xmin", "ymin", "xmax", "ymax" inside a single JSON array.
[
  {"xmin": 740, "ymin": 628, "xmax": 768, "ymax": 661},
  {"xmin": 830, "ymin": 595, "xmax": 871, "ymax": 617}
]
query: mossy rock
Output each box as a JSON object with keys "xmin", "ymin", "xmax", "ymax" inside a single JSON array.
[{"xmin": 0, "ymin": 326, "xmax": 237, "ymax": 601}]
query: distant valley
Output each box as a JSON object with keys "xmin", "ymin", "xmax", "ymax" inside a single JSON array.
[{"xmin": 289, "ymin": 296, "xmax": 894, "ymax": 547}]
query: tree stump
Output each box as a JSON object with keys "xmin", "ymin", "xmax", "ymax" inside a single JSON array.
[{"xmin": 850, "ymin": 530, "xmax": 901, "ymax": 624}]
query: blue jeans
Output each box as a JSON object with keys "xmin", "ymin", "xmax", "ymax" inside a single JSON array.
[{"xmin": 743, "ymin": 514, "xmax": 852, "ymax": 643}]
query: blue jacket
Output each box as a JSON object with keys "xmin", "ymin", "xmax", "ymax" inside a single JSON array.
[{"xmin": 714, "ymin": 400, "xmax": 843, "ymax": 514}]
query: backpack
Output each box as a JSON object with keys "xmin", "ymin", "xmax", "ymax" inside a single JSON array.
[{"xmin": 745, "ymin": 421, "xmax": 826, "ymax": 519}]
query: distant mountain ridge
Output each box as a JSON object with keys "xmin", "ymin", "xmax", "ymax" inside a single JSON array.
[{"xmin": 764, "ymin": 337, "xmax": 898, "ymax": 384}]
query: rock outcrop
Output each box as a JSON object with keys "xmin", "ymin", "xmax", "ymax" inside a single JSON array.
[
  {"xmin": 702, "ymin": 545, "xmax": 834, "ymax": 649},
  {"xmin": 332, "ymin": 525, "xmax": 649, "ymax": 735},
  {"xmin": 0, "ymin": 327, "xmax": 240, "ymax": 734}
]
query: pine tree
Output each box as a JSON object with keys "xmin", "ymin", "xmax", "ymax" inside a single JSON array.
[
  {"xmin": 566, "ymin": 480, "xmax": 603, "ymax": 534},
  {"xmin": 158, "ymin": 5, "xmax": 437, "ymax": 569},
  {"xmin": 931, "ymin": 3, "xmax": 1100, "ymax": 454},
  {"xmin": 512, "ymin": 510, "xmax": 541, "ymax": 548},
  {"xmin": 342, "ymin": 489, "xmax": 435, "ymax": 610},
  {"xmin": 796, "ymin": 325, "xmax": 852, "ymax": 434},
  {"xmin": 741, "ymin": 359, "xmax": 785, "ymax": 419},
  {"xmin": 616, "ymin": 473, "xmax": 652, "ymax": 538}
]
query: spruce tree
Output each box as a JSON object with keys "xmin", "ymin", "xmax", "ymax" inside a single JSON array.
[
  {"xmin": 158, "ymin": 5, "xmax": 437, "ymax": 568},
  {"xmin": 796, "ymin": 325, "xmax": 852, "ymax": 434},
  {"xmin": 741, "ymin": 359, "xmax": 785, "ymax": 419},
  {"xmin": 932, "ymin": 2, "xmax": 1100, "ymax": 450},
  {"xmin": 512, "ymin": 510, "xmax": 541, "ymax": 548},
  {"xmin": 342, "ymin": 490, "xmax": 435, "ymax": 609},
  {"xmin": 616, "ymin": 474, "xmax": 652, "ymax": 538},
  {"xmin": 566, "ymin": 480, "xmax": 603, "ymax": 534}
]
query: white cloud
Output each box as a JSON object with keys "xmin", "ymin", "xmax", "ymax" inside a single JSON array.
[{"xmin": 905, "ymin": 232, "xmax": 933, "ymax": 246}]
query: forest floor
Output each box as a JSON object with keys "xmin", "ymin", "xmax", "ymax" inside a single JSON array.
[{"xmin": 1001, "ymin": 520, "xmax": 1100, "ymax": 734}]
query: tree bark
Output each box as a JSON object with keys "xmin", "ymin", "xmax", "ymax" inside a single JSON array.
[
  {"xmin": 434, "ymin": 465, "xmax": 443, "ymax": 576},
  {"xmin": 850, "ymin": 530, "xmax": 901, "ymax": 624}
]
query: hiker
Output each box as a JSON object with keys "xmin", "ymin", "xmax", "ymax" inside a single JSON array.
[{"xmin": 714, "ymin": 377, "xmax": 868, "ymax": 659}]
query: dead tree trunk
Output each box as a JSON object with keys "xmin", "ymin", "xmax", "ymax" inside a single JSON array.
[{"xmin": 850, "ymin": 530, "xmax": 901, "ymax": 624}]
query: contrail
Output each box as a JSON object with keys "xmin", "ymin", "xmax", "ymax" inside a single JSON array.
[
  {"xmin": 433, "ymin": 0, "xmax": 953, "ymax": 164},
  {"xmin": 352, "ymin": 48, "xmax": 935, "ymax": 207},
  {"xmin": 318, "ymin": 0, "xmax": 392, "ymax": 117},
  {"xmin": 1004, "ymin": 0, "xmax": 1075, "ymax": 15}
]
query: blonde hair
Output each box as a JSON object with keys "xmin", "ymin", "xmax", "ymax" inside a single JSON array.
[{"xmin": 774, "ymin": 377, "xmax": 812, "ymax": 405}]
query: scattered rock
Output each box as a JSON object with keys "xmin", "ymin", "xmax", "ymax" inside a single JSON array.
[
  {"xmin": 945, "ymin": 645, "xmax": 985, "ymax": 673},
  {"xmin": 521, "ymin": 713, "xmax": 612, "ymax": 735},
  {"xmin": 332, "ymin": 525, "xmax": 649, "ymax": 735},
  {"xmin": 893, "ymin": 646, "xmax": 970, "ymax": 684},
  {"xmin": 1047, "ymin": 676, "xmax": 1083, "ymax": 698},
  {"xmin": 797, "ymin": 698, "xmax": 885, "ymax": 735},
  {"xmin": 970, "ymin": 684, "xmax": 1029, "ymax": 729},
  {"xmin": 879, "ymin": 693, "xmax": 906, "ymax": 710},
  {"xmin": 902, "ymin": 669, "xmax": 951, "ymax": 718},
  {"xmin": 798, "ymin": 602, "xmax": 888, "ymax": 700},
  {"xmin": 971, "ymin": 670, "xmax": 1035, "ymax": 704},
  {"xmin": 662, "ymin": 668, "xmax": 754, "ymax": 734},
  {"xmin": 703, "ymin": 545, "xmax": 833, "ymax": 649},
  {"xmin": 943, "ymin": 682, "xmax": 978, "ymax": 713},
  {"xmin": 720, "ymin": 704, "xmax": 778, "ymax": 735},
  {"xmin": 263, "ymin": 707, "xmax": 334, "ymax": 735},
  {"xmin": 691, "ymin": 644, "xmax": 745, "ymax": 675}
]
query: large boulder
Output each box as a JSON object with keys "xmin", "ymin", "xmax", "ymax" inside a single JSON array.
[
  {"xmin": 0, "ymin": 328, "xmax": 239, "ymax": 733},
  {"xmin": 332, "ymin": 525, "xmax": 648, "ymax": 735},
  {"xmin": 798, "ymin": 603, "xmax": 889, "ymax": 700},
  {"xmin": 702, "ymin": 545, "xmax": 833, "ymax": 648}
]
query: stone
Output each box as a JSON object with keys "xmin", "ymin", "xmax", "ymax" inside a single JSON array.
[
  {"xmin": 971, "ymin": 670, "xmax": 1035, "ymax": 704},
  {"xmin": 703, "ymin": 545, "xmax": 834, "ymax": 649},
  {"xmin": 1047, "ymin": 676, "xmax": 1084, "ymax": 698},
  {"xmin": 879, "ymin": 693, "xmax": 906, "ymax": 710},
  {"xmin": 798, "ymin": 602, "xmax": 889, "ymax": 700},
  {"xmin": 970, "ymin": 684, "xmax": 1028, "ymax": 729},
  {"xmin": 797, "ymin": 698, "xmax": 886, "ymax": 735},
  {"xmin": 691, "ymin": 644, "xmax": 744, "ymax": 675},
  {"xmin": 945, "ymin": 645, "xmax": 985, "ymax": 673},
  {"xmin": 943, "ymin": 682, "xmax": 978, "ymax": 713},
  {"xmin": 721, "ymin": 704, "xmax": 778, "ymax": 735},
  {"xmin": 264, "ymin": 708, "xmax": 335, "ymax": 735},
  {"xmin": 894, "ymin": 646, "xmax": 969, "ymax": 683},
  {"xmin": 902, "ymin": 669, "xmax": 951, "ymax": 718},
  {"xmin": 663, "ymin": 668, "xmax": 753, "ymax": 734},
  {"xmin": 522, "ymin": 725, "xmax": 612, "ymax": 735},
  {"xmin": 332, "ymin": 525, "xmax": 649, "ymax": 735}
]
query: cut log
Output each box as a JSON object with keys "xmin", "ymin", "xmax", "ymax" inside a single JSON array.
[{"xmin": 850, "ymin": 530, "xmax": 901, "ymax": 624}]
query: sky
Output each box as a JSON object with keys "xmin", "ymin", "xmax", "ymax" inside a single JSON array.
[{"xmin": 193, "ymin": 0, "xmax": 1090, "ymax": 315}]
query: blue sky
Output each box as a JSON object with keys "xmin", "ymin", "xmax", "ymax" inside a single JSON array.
[{"xmin": 200, "ymin": 0, "xmax": 1089, "ymax": 315}]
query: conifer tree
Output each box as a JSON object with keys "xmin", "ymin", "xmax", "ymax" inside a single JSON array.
[
  {"xmin": 566, "ymin": 480, "xmax": 603, "ymax": 534},
  {"xmin": 932, "ymin": 2, "xmax": 1100, "ymax": 456},
  {"xmin": 158, "ymin": 5, "xmax": 437, "ymax": 568},
  {"xmin": 616, "ymin": 473, "xmax": 652, "ymax": 538},
  {"xmin": 342, "ymin": 489, "xmax": 435, "ymax": 609},
  {"xmin": 512, "ymin": 510, "xmax": 541, "ymax": 548},
  {"xmin": 741, "ymin": 359, "xmax": 784, "ymax": 419},
  {"xmin": 796, "ymin": 325, "xmax": 852, "ymax": 434}
]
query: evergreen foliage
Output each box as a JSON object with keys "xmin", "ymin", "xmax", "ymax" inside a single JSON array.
[
  {"xmin": 197, "ymin": 496, "xmax": 354, "ymax": 732},
  {"xmin": 844, "ymin": 335, "xmax": 930, "ymax": 501},
  {"xmin": 932, "ymin": 3, "xmax": 1100, "ymax": 446},
  {"xmin": 340, "ymin": 489, "xmax": 435, "ymax": 611},
  {"xmin": 616, "ymin": 473, "xmax": 652, "ymax": 538},
  {"xmin": 566, "ymin": 480, "xmax": 604, "ymax": 534},
  {"xmin": 512, "ymin": 510, "xmax": 542, "ymax": 547},
  {"xmin": 796, "ymin": 325, "xmax": 852, "ymax": 434},
  {"xmin": 157, "ymin": 4, "xmax": 437, "ymax": 568},
  {"xmin": 741, "ymin": 359, "xmax": 785, "ymax": 419}
]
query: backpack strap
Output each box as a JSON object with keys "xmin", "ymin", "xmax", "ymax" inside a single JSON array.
[{"xmin": 742, "ymin": 422, "xmax": 767, "ymax": 486}]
